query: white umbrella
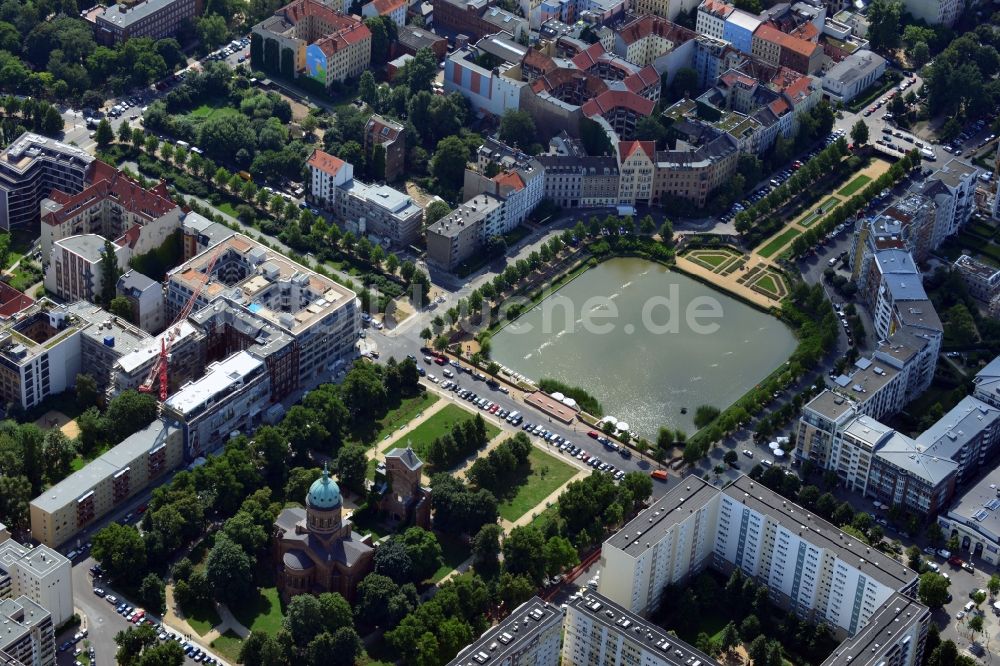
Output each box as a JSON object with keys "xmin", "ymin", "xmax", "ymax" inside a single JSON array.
[
  {"xmin": 552, "ymin": 392, "xmax": 565, "ymax": 401},
  {"xmin": 562, "ymin": 397, "xmax": 578, "ymax": 408},
  {"xmin": 602, "ymin": 416, "xmax": 619, "ymax": 426},
  {"xmin": 993, "ymin": 601, "xmax": 1000, "ymax": 611},
  {"xmin": 617, "ymin": 422, "xmax": 630, "ymax": 432},
  {"xmin": 774, "ymin": 448, "xmax": 785, "ymax": 457},
  {"xmin": 769, "ymin": 441, "xmax": 779, "ymax": 450}
]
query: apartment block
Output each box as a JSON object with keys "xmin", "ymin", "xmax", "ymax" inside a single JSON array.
[
  {"xmin": 696, "ymin": 0, "xmax": 733, "ymax": 40},
  {"xmin": 617, "ymin": 140, "xmax": 655, "ymax": 206},
  {"xmin": 362, "ymin": 0, "xmax": 407, "ymax": 25},
  {"xmin": 954, "ymin": 254, "xmax": 1000, "ymax": 304},
  {"xmin": 938, "ymin": 465, "xmax": 1000, "ymax": 565},
  {"xmin": 433, "ymin": 0, "xmax": 527, "ymax": 40},
  {"xmin": 163, "ymin": 351, "xmax": 272, "ymax": 458},
  {"xmin": 912, "ymin": 158, "xmax": 981, "ymax": 248},
  {"xmin": 722, "ymin": 9, "xmax": 760, "ymax": 54},
  {"xmin": 598, "ymin": 474, "xmax": 927, "ymax": 665},
  {"xmin": 116, "ymin": 270, "xmax": 165, "ymax": 334},
  {"xmin": 426, "ymin": 195, "xmax": 504, "ymax": 270},
  {"xmin": 30, "ymin": 419, "xmax": 184, "ymax": 548},
  {"xmin": 0, "ymin": 301, "xmax": 150, "ymax": 411},
  {"xmin": 252, "ymin": 0, "xmax": 372, "ymax": 86},
  {"xmin": 0, "ymin": 597, "xmax": 54, "ymax": 666},
  {"xmin": 336, "ymin": 180, "xmax": 424, "ymax": 247},
  {"xmin": 165, "ymin": 234, "xmax": 359, "ymax": 389},
  {"xmin": 446, "ymin": 597, "xmax": 562, "ymax": 666},
  {"xmin": 0, "ymin": 133, "xmax": 93, "ymax": 232},
  {"xmin": 91, "ymin": 0, "xmax": 201, "ymax": 43},
  {"xmin": 563, "ymin": 593, "xmax": 721, "ymax": 666},
  {"xmin": 0, "ymin": 542, "xmax": 72, "ymax": 628}
]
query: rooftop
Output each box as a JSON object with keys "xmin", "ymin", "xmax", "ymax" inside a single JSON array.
[
  {"xmin": 874, "ymin": 431, "xmax": 959, "ymax": 486},
  {"xmin": 945, "ymin": 464, "xmax": 1000, "ymax": 544},
  {"xmin": 823, "ymin": 49, "xmax": 885, "ymax": 87},
  {"xmin": 569, "ymin": 592, "xmax": 722, "ymax": 666},
  {"xmin": 308, "ymin": 149, "xmax": 349, "ymax": 177},
  {"xmin": 820, "ymin": 593, "xmax": 929, "ymax": 666},
  {"xmin": 0, "ymin": 541, "xmax": 67, "ymax": 578},
  {"xmin": 0, "ymin": 597, "xmax": 48, "ymax": 652},
  {"xmin": 726, "ymin": 9, "xmax": 762, "ymax": 33},
  {"xmin": 606, "ymin": 475, "xmax": 719, "ymax": 557},
  {"xmin": 42, "ymin": 167, "xmax": 176, "ymax": 226},
  {"xmin": 427, "ymin": 194, "xmax": 502, "ymax": 238},
  {"xmin": 446, "ymin": 597, "xmax": 562, "ymax": 666},
  {"xmin": 341, "ymin": 180, "xmax": 422, "ymax": 218},
  {"xmin": 56, "ymin": 234, "xmax": 109, "ymax": 264},
  {"xmin": 725, "ymin": 475, "xmax": 918, "ymax": 589},
  {"xmin": 0, "ymin": 133, "xmax": 93, "ymax": 178},
  {"xmin": 94, "ymin": 0, "xmax": 190, "ymax": 29},
  {"xmin": 30, "ymin": 419, "xmax": 181, "ymax": 514},
  {"xmin": 165, "ymin": 351, "xmax": 265, "ymax": 417},
  {"xmin": 803, "ymin": 389, "xmax": 857, "ymax": 423}
]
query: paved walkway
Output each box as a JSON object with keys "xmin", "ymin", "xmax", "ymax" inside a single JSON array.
[
  {"xmin": 363, "ymin": 397, "xmax": 449, "ymax": 486},
  {"xmin": 674, "ymin": 254, "xmax": 778, "ymax": 309},
  {"xmin": 201, "ymin": 603, "xmax": 251, "ymax": 643}
]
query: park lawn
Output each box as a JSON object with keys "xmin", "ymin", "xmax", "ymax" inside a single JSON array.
[
  {"xmin": 429, "ymin": 534, "xmax": 470, "ymax": 583},
  {"xmin": 350, "ymin": 391, "xmax": 439, "ymax": 447},
  {"xmin": 756, "ymin": 228, "xmax": 801, "ymax": 258},
  {"xmin": 529, "ymin": 504, "xmax": 561, "ymax": 533},
  {"xmin": 210, "ymin": 630, "xmax": 244, "ymax": 664},
  {"xmin": 382, "ymin": 402, "xmax": 499, "ymax": 457},
  {"xmin": 188, "ymin": 103, "xmax": 228, "ymax": 119},
  {"xmin": 838, "ymin": 174, "xmax": 872, "ymax": 197},
  {"xmin": 232, "ymin": 586, "xmax": 284, "ymax": 636},
  {"xmin": 183, "ymin": 600, "xmax": 221, "ymax": 636},
  {"xmin": 497, "ymin": 448, "xmax": 578, "ymax": 522}
]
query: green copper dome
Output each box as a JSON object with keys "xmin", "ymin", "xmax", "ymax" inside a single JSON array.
[{"xmin": 308, "ymin": 463, "xmax": 341, "ymax": 509}]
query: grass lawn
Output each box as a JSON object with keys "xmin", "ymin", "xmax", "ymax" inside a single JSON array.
[
  {"xmin": 188, "ymin": 103, "xmax": 226, "ymax": 119},
  {"xmin": 183, "ymin": 600, "xmax": 221, "ymax": 636},
  {"xmin": 529, "ymin": 504, "xmax": 561, "ymax": 533},
  {"xmin": 381, "ymin": 402, "xmax": 500, "ymax": 457},
  {"xmin": 232, "ymin": 586, "xmax": 284, "ymax": 636},
  {"xmin": 756, "ymin": 228, "xmax": 801, "ymax": 258},
  {"xmin": 210, "ymin": 630, "xmax": 243, "ymax": 664},
  {"xmin": 349, "ymin": 391, "xmax": 439, "ymax": 447},
  {"xmin": 755, "ymin": 275, "xmax": 780, "ymax": 295},
  {"xmin": 215, "ymin": 201, "xmax": 239, "ymax": 218},
  {"xmin": 429, "ymin": 534, "xmax": 470, "ymax": 583},
  {"xmin": 497, "ymin": 448, "xmax": 578, "ymax": 522},
  {"xmin": 799, "ymin": 196, "xmax": 841, "ymax": 227},
  {"xmin": 838, "ymin": 174, "xmax": 872, "ymax": 197}
]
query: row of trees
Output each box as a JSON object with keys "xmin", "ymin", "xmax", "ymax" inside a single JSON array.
[
  {"xmin": 466, "ymin": 432, "xmax": 532, "ymax": 494},
  {"xmin": 424, "ymin": 414, "xmax": 492, "ymax": 468},
  {"xmin": 787, "ymin": 149, "xmax": 923, "ymax": 259}
]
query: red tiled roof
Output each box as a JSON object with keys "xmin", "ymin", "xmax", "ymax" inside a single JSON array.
[
  {"xmin": 282, "ymin": 0, "xmax": 353, "ymax": 25},
  {"xmin": 618, "ymin": 140, "xmax": 656, "ymax": 161},
  {"xmin": 368, "ymin": 0, "xmax": 406, "ymax": 14},
  {"xmin": 493, "ymin": 171, "xmax": 525, "ymax": 191},
  {"xmin": 316, "ymin": 21, "xmax": 371, "ymax": 54},
  {"xmin": 622, "ymin": 65, "xmax": 659, "ymax": 93},
  {"xmin": 307, "ymin": 149, "xmax": 349, "ymax": 176},
  {"xmin": 754, "ymin": 23, "xmax": 820, "ymax": 58},
  {"xmin": 720, "ymin": 71, "xmax": 756, "ymax": 89},
  {"xmin": 0, "ymin": 283, "xmax": 33, "ymax": 320},
  {"xmin": 582, "ymin": 90, "xmax": 655, "ymax": 118},
  {"xmin": 700, "ymin": 0, "xmax": 735, "ymax": 18},
  {"xmin": 571, "ymin": 42, "xmax": 605, "ymax": 70},
  {"xmin": 523, "ymin": 48, "xmax": 557, "ymax": 74},
  {"xmin": 43, "ymin": 168, "xmax": 177, "ymax": 226},
  {"xmin": 617, "ymin": 15, "xmax": 697, "ymax": 46},
  {"xmin": 768, "ymin": 97, "xmax": 790, "ymax": 116},
  {"xmin": 792, "ymin": 21, "xmax": 819, "ymax": 41},
  {"xmin": 780, "ymin": 74, "xmax": 813, "ymax": 103},
  {"xmin": 115, "ymin": 223, "xmax": 143, "ymax": 249}
]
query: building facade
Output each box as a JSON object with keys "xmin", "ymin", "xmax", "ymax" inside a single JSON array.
[
  {"xmin": 91, "ymin": 0, "xmax": 201, "ymax": 43},
  {"xmin": 0, "ymin": 134, "xmax": 93, "ymax": 232},
  {"xmin": 363, "ymin": 115, "xmax": 407, "ymax": 183},
  {"xmin": 29, "ymin": 419, "xmax": 184, "ymax": 548},
  {"xmin": 0, "ymin": 542, "xmax": 72, "ymax": 628},
  {"xmin": 116, "ymin": 270, "xmax": 166, "ymax": 334},
  {"xmin": 0, "ymin": 597, "xmax": 54, "ymax": 666}
]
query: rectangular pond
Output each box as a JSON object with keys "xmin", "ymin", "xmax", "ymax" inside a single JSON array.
[{"xmin": 490, "ymin": 257, "xmax": 797, "ymax": 437}]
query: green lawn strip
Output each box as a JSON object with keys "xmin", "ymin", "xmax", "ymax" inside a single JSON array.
[
  {"xmin": 382, "ymin": 403, "xmax": 500, "ymax": 457},
  {"xmin": 215, "ymin": 202, "xmax": 239, "ymax": 218},
  {"xmin": 429, "ymin": 534, "xmax": 470, "ymax": 583},
  {"xmin": 837, "ymin": 174, "xmax": 872, "ymax": 197},
  {"xmin": 755, "ymin": 275, "xmax": 778, "ymax": 295},
  {"xmin": 209, "ymin": 630, "xmax": 243, "ymax": 664},
  {"xmin": 756, "ymin": 228, "xmax": 802, "ymax": 258},
  {"xmin": 799, "ymin": 196, "xmax": 842, "ymax": 227},
  {"xmin": 348, "ymin": 391, "xmax": 439, "ymax": 447},
  {"xmin": 183, "ymin": 601, "xmax": 221, "ymax": 636},
  {"xmin": 232, "ymin": 587, "xmax": 284, "ymax": 636},
  {"xmin": 528, "ymin": 503, "xmax": 561, "ymax": 533},
  {"xmin": 497, "ymin": 448, "xmax": 578, "ymax": 522}
]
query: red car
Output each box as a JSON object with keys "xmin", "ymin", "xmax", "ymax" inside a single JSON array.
[
  {"xmin": 587, "ymin": 430, "xmax": 599, "ymax": 439},
  {"xmin": 434, "ymin": 356, "xmax": 447, "ymax": 365},
  {"xmin": 948, "ymin": 556, "xmax": 964, "ymax": 567}
]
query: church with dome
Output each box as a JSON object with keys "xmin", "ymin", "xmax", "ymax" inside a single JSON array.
[{"xmin": 272, "ymin": 464, "xmax": 375, "ymax": 602}]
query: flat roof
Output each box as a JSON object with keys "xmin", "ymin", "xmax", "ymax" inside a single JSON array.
[
  {"xmin": 606, "ymin": 476, "xmax": 718, "ymax": 557},
  {"xmin": 0, "ymin": 597, "xmax": 48, "ymax": 651},
  {"xmin": 116, "ymin": 320, "xmax": 198, "ymax": 374},
  {"xmin": 569, "ymin": 592, "xmax": 721, "ymax": 666},
  {"xmin": 164, "ymin": 351, "xmax": 263, "ymax": 416},
  {"xmin": 725, "ymin": 475, "xmax": 917, "ymax": 590},
  {"xmin": 95, "ymin": 0, "xmax": 188, "ymax": 28},
  {"xmin": 821, "ymin": 592, "xmax": 928, "ymax": 666},
  {"xmin": 0, "ymin": 542, "xmax": 67, "ymax": 578},
  {"xmin": 945, "ymin": 464, "xmax": 1000, "ymax": 544},
  {"xmin": 726, "ymin": 9, "xmax": 761, "ymax": 32},
  {"xmin": 427, "ymin": 195, "xmax": 502, "ymax": 238},
  {"xmin": 445, "ymin": 597, "xmax": 562, "ymax": 665},
  {"xmin": 31, "ymin": 419, "xmax": 180, "ymax": 513},
  {"xmin": 803, "ymin": 389, "xmax": 857, "ymax": 423}
]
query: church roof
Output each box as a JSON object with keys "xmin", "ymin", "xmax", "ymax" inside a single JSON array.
[{"xmin": 307, "ymin": 463, "xmax": 342, "ymax": 509}]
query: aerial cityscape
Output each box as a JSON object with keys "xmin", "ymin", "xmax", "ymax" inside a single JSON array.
[{"xmin": 0, "ymin": 0, "xmax": 997, "ymax": 664}]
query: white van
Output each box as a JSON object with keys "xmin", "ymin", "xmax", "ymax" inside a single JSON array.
[{"xmin": 761, "ymin": 459, "xmax": 773, "ymax": 467}]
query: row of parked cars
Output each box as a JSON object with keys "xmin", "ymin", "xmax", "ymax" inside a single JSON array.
[
  {"xmin": 207, "ymin": 37, "xmax": 250, "ymax": 63},
  {"xmin": 522, "ymin": 423, "xmax": 629, "ymax": 481},
  {"xmin": 446, "ymin": 382, "xmax": 522, "ymax": 422}
]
